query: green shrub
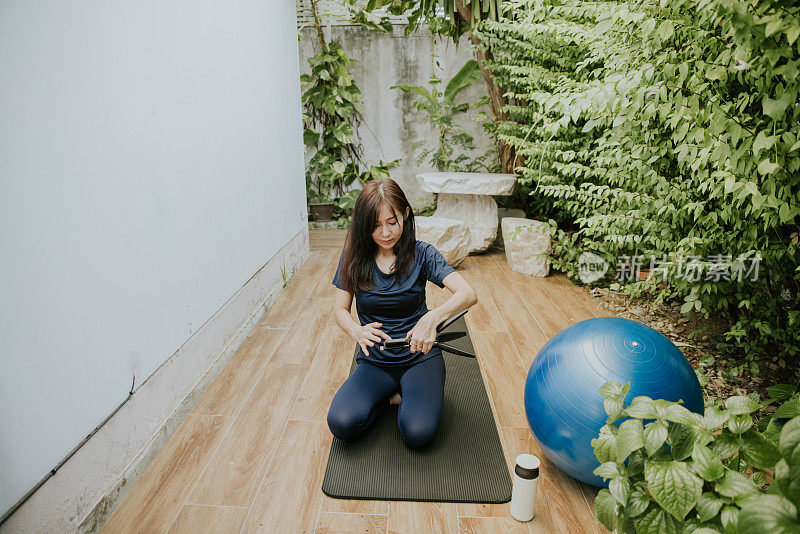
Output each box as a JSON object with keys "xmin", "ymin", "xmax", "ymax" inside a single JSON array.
[
  {"xmin": 593, "ymin": 381, "xmax": 800, "ymax": 533},
  {"xmin": 475, "ymin": 0, "xmax": 800, "ymax": 364},
  {"xmin": 302, "ymin": 41, "xmax": 366, "ymax": 202}
]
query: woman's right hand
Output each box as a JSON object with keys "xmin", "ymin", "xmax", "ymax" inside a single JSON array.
[{"xmin": 355, "ymin": 321, "xmax": 391, "ymax": 356}]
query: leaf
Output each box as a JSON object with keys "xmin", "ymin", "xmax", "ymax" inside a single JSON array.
[
  {"xmin": 773, "ymin": 458, "xmax": 800, "ymax": 504},
  {"xmin": 616, "ymin": 419, "xmax": 644, "ymax": 460},
  {"xmin": 443, "ymin": 60, "xmax": 481, "ymax": 106},
  {"xmin": 657, "ymin": 19, "xmax": 675, "ymax": 41},
  {"xmin": 669, "ymin": 423, "xmax": 696, "ymax": 460},
  {"xmin": 626, "ymin": 487, "xmax": 651, "ymax": 517},
  {"xmin": 666, "ymin": 404, "xmax": 701, "ymax": 426},
  {"xmin": 778, "ymin": 416, "xmax": 800, "ymax": 467},
  {"xmin": 627, "ymin": 396, "xmax": 656, "ymax": 419},
  {"xmin": 753, "ymin": 131, "xmax": 777, "ymax": 157},
  {"xmin": 728, "ymin": 414, "xmax": 754, "ymax": 435},
  {"xmin": 787, "ymin": 25, "xmax": 800, "ymax": 45},
  {"xmin": 594, "ymin": 462, "xmax": 621, "ymax": 479},
  {"xmin": 758, "ymin": 159, "xmax": 780, "ymax": 175},
  {"xmin": 391, "ymin": 84, "xmax": 433, "ymax": 103},
  {"xmin": 721, "ymin": 505, "xmax": 740, "ymax": 532},
  {"xmin": 704, "ymin": 405, "xmax": 730, "ymax": 429},
  {"xmin": 644, "ymin": 461, "xmax": 702, "ymax": 520},
  {"xmin": 644, "ymin": 421, "xmax": 669, "ymax": 456},
  {"xmin": 642, "ymin": 18, "xmax": 656, "ymax": 38},
  {"xmin": 633, "ymin": 506, "xmax": 682, "ymax": 534},
  {"xmin": 715, "ymin": 469, "xmax": 758, "ymax": 499},
  {"xmin": 705, "ymin": 66, "xmax": 727, "ymax": 81},
  {"xmin": 780, "ymin": 203, "xmax": 800, "ymax": 224},
  {"xmin": 713, "ymin": 432, "xmax": 743, "ymax": 459},
  {"xmin": 593, "ymin": 425, "xmax": 618, "ymax": 463},
  {"xmin": 594, "ymin": 489, "xmax": 618, "ymax": 531},
  {"xmin": 609, "ymin": 477, "xmax": 630, "ymax": 505},
  {"xmin": 605, "ymin": 396, "xmax": 624, "ymax": 419},
  {"xmin": 775, "ymin": 397, "xmax": 800, "ymax": 419},
  {"xmin": 331, "ymin": 160, "xmax": 345, "ymax": 174},
  {"xmin": 332, "ymin": 123, "xmax": 354, "ymax": 144},
  {"xmin": 765, "ymin": 417, "xmax": 783, "ymax": 443},
  {"xmin": 763, "ymin": 92, "xmax": 792, "ymax": 121},
  {"xmin": 692, "ymin": 442, "xmax": 725, "ymax": 481},
  {"xmin": 600, "ymin": 381, "xmax": 626, "ymax": 398},
  {"xmin": 629, "ymin": 449, "xmax": 647, "ymax": 477},
  {"xmin": 303, "ymin": 129, "xmax": 320, "ymax": 147},
  {"xmin": 740, "ymin": 429, "xmax": 781, "ymax": 469},
  {"xmin": 739, "ymin": 495, "xmax": 800, "ymax": 533},
  {"xmin": 770, "ymin": 385, "xmax": 799, "ymax": 401},
  {"xmin": 727, "ymin": 396, "xmax": 761, "ymax": 415},
  {"xmin": 765, "ymin": 19, "xmax": 783, "ymax": 38},
  {"xmin": 697, "ymin": 491, "xmax": 725, "ymax": 522}
]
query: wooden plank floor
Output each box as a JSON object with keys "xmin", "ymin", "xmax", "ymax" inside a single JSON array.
[{"xmin": 100, "ymin": 229, "xmax": 611, "ymax": 534}]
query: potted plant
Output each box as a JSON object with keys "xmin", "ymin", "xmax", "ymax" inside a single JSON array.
[
  {"xmin": 305, "ymin": 151, "xmax": 345, "ymax": 221},
  {"xmin": 308, "ymin": 195, "xmax": 336, "ymax": 221}
]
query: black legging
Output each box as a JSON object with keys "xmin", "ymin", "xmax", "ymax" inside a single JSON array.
[{"xmin": 326, "ymin": 354, "xmax": 446, "ymax": 447}]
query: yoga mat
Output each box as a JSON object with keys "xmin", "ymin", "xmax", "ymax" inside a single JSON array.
[{"xmin": 321, "ymin": 315, "xmax": 512, "ymax": 503}]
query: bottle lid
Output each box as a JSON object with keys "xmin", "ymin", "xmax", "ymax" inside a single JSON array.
[{"xmin": 515, "ymin": 454, "xmax": 540, "ymax": 479}]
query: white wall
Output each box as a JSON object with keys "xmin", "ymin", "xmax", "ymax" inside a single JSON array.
[{"xmin": 0, "ymin": 0, "xmax": 306, "ymax": 526}]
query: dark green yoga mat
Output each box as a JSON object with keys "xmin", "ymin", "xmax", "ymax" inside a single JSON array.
[{"xmin": 321, "ymin": 315, "xmax": 512, "ymax": 503}]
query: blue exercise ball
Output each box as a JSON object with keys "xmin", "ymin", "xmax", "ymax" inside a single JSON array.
[{"xmin": 524, "ymin": 317, "xmax": 704, "ymax": 487}]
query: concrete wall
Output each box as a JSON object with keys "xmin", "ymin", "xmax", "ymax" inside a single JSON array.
[
  {"xmin": 0, "ymin": 1, "xmax": 307, "ymax": 531},
  {"xmin": 298, "ymin": 25, "xmax": 495, "ymax": 210}
]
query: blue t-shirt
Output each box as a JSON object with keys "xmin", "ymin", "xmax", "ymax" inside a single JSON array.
[{"xmin": 332, "ymin": 240, "xmax": 456, "ymax": 366}]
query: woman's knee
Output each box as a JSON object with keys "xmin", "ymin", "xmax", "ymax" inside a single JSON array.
[
  {"xmin": 327, "ymin": 394, "xmax": 387, "ymax": 441},
  {"xmin": 398, "ymin": 414, "xmax": 440, "ymax": 447},
  {"xmin": 326, "ymin": 405, "xmax": 364, "ymax": 440}
]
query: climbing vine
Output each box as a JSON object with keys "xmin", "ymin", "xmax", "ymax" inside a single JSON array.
[
  {"xmin": 302, "ymin": 0, "xmax": 400, "ymax": 225},
  {"xmin": 475, "ymin": 0, "xmax": 800, "ymax": 365}
]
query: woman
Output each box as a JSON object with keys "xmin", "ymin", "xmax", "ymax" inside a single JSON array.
[{"xmin": 327, "ymin": 178, "xmax": 478, "ymax": 448}]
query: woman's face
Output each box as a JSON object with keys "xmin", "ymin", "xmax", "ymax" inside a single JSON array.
[{"xmin": 372, "ymin": 203, "xmax": 409, "ymax": 251}]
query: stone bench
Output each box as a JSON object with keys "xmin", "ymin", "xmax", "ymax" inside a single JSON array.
[
  {"xmin": 501, "ymin": 217, "xmax": 552, "ymax": 277},
  {"xmin": 416, "ymin": 172, "xmax": 517, "ymax": 253},
  {"xmin": 415, "ymin": 216, "xmax": 470, "ymax": 267}
]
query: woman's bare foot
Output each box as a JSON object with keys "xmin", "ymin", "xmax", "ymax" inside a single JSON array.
[{"xmin": 389, "ymin": 392, "xmax": 402, "ymax": 405}]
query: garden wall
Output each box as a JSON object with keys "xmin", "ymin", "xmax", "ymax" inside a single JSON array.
[{"xmin": 298, "ymin": 24, "xmax": 495, "ymax": 209}]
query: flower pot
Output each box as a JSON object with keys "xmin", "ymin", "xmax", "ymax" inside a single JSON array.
[{"xmin": 309, "ymin": 202, "xmax": 335, "ymax": 221}]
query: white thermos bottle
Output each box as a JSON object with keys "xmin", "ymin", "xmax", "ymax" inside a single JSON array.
[{"xmin": 510, "ymin": 454, "xmax": 540, "ymax": 522}]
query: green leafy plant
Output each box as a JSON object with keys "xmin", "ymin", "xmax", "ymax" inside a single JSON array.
[
  {"xmin": 592, "ymin": 381, "xmax": 800, "ymax": 533},
  {"xmin": 350, "ymin": 0, "xmax": 521, "ymax": 173},
  {"xmin": 302, "ymin": 0, "xmax": 403, "ymax": 221},
  {"xmin": 547, "ymin": 225, "xmax": 585, "ymax": 280},
  {"xmin": 393, "ymin": 58, "xmax": 497, "ymax": 172},
  {"xmin": 302, "ymin": 39, "xmax": 366, "ymax": 204},
  {"xmin": 333, "ymin": 158, "xmax": 401, "ymax": 229},
  {"xmin": 350, "ymin": 0, "xmax": 503, "ymax": 37},
  {"xmin": 280, "ymin": 262, "xmax": 290, "ymax": 288},
  {"xmin": 475, "ymin": 0, "xmax": 800, "ymax": 364},
  {"xmin": 413, "ymin": 198, "xmax": 438, "ymax": 217}
]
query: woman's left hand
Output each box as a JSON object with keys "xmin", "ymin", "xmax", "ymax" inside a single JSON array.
[{"xmin": 406, "ymin": 311, "xmax": 440, "ymax": 354}]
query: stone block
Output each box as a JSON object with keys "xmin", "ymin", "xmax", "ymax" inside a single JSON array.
[
  {"xmin": 415, "ymin": 216, "xmax": 470, "ymax": 267},
  {"xmin": 501, "ymin": 218, "xmax": 552, "ymax": 277},
  {"xmin": 495, "ymin": 208, "xmax": 526, "ymax": 248},
  {"xmin": 417, "ymin": 172, "xmax": 517, "ymax": 195}
]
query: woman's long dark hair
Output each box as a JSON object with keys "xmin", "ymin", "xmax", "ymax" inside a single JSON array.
[{"xmin": 338, "ymin": 179, "xmax": 416, "ymax": 294}]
